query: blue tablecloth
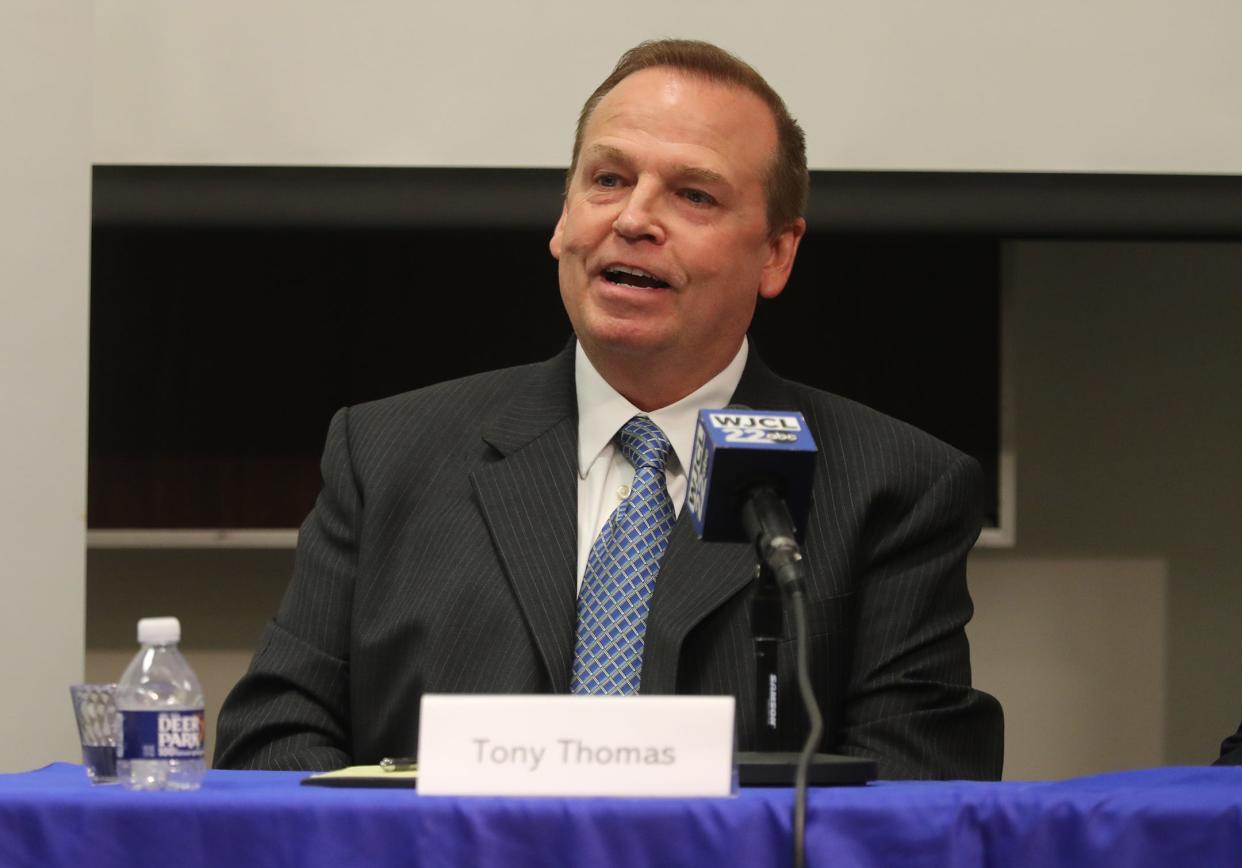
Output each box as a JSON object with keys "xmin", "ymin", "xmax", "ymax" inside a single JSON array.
[{"xmin": 1, "ymin": 763, "xmax": 1240, "ymax": 867}]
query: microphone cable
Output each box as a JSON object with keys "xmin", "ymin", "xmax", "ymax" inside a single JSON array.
[{"xmin": 790, "ymin": 586, "xmax": 822, "ymax": 868}]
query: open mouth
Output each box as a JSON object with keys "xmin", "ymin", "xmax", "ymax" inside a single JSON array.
[{"xmin": 602, "ymin": 265, "xmax": 670, "ymax": 290}]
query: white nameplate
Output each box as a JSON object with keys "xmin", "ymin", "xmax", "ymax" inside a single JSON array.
[{"xmin": 416, "ymin": 694, "xmax": 735, "ymax": 797}]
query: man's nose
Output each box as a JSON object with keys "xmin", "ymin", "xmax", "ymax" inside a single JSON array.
[{"xmin": 612, "ymin": 183, "xmax": 665, "ymax": 244}]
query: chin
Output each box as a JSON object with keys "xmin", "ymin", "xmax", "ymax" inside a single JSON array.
[{"xmin": 579, "ymin": 322, "xmax": 677, "ymax": 360}]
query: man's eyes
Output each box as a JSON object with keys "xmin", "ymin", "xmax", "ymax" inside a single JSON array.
[
  {"xmin": 681, "ymin": 189, "xmax": 717, "ymax": 207},
  {"xmin": 588, "ymin": 173, "xmax": 717, "ymax": 206}
]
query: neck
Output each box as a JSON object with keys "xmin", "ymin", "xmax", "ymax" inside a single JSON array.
[{"xmin": 581, "ymin": 341, "xmax": 742, "ymax": 412}]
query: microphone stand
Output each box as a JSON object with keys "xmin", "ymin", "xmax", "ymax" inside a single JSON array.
[
  {"xmin": 734, "ymin": 549, "xmax": 876, "ymax": 868},
  {"xmin": 749, "ymin": 562, "xmax": 783, "ymax": 753},
  {"xmin": 734, "ymin": 556, "xmax": 876, "ymax": 786},
  {"xmin": 729, "ymin": 486, "xmax": 877, "ymax": 867}
]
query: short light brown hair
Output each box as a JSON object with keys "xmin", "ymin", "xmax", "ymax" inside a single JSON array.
[{"xmin": 567, "ymin": 39, "xmax": 808, "ymax": 236}]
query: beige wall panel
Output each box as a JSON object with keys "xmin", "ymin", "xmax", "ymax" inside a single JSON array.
[
  {"xmin": 0, "ymin": 4, "xmax": 91, "ymax": 772},
  {"xmin": 968, "ymin": 556, "xmax": 1167, "ymax": 779}
]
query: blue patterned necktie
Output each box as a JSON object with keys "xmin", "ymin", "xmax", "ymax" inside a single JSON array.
[{"xmin": 571, "ymin": 415, "xmax": 676, "ymax": 695}]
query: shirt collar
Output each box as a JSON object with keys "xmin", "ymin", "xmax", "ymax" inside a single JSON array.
[{"xmin": 575, "ymin": 340, "xmax": 749, "ymax": 478}]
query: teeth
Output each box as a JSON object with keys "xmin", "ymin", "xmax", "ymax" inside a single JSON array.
[{"xmin": 609, "ymin": 265, "xmax": 661, "ymax": 280}]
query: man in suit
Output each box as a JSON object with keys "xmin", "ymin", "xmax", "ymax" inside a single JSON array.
[{"xmin": 215, "ymin": 39, "xmax": 1003, "ymax": 780}]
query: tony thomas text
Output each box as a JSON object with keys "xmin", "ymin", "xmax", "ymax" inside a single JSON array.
[{"xmin": 471, "ymin": 738, "xmax": 676, "ymax": 771}]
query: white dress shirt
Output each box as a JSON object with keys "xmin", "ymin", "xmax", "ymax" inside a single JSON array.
[{"xmin": 573, "ymin": 340, "xmax": 748, "ymax": 592}]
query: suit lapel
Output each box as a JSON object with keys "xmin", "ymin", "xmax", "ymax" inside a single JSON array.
[
  {"xmin": 470, "ymin": 346, "xmax": 579, "ymax": 694},
  {"xmin": 466, "ymin": 343, "xmax": 802, "ymax": 696},
  {"xmin": 639, "ymin": 520, "xmax": 754, "ymax": 693},
  {"xmin": 640, "ymin": 347, "xmax": 802, "ymax": 694}
]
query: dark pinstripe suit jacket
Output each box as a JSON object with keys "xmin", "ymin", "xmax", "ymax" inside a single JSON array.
[{"xmin": 215, "ymin": 343, "xmax": 1003, "ymax": 779}]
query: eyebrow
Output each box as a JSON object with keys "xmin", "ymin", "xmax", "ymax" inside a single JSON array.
[
  {"xmin": 584, "ymin": 144, "xmax": 631, "ymax": 166},
  {"xmin": 583, "ymin": 145, "xmax": 727, "ymax": 187},
  {"xmin": 673, "ymin": 165, "xmax": 726, "ymax": 187}
]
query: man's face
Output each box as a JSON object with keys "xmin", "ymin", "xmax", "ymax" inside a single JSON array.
[{"xmin": 551, "ymin": 66, "xmax": 804, "ymax": 402}]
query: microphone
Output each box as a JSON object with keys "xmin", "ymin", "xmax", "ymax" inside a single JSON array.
[
  {"xmin": 685, "ymin": 408, "xmax": 817, "ymax": 591},
  {"xmin": 686, "ymin": 405, "xmax": 875, "ymax": 830}
]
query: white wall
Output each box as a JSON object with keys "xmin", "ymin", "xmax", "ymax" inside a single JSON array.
[
  {"xmin": 93, "ymin": 1, "xmax": 1242, "ymax": 173},
  {"xmin": 0, "ymin": 4, "xmax": 92, "ymax": 771}
]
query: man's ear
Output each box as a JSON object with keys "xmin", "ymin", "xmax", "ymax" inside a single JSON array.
[
  {"xmin": 758, "ymin": 217, "xmax": 806, "ymax": 300},
  {"xmin": 549, "ymin": 202, "xmax": 568, "ymax": 260}
]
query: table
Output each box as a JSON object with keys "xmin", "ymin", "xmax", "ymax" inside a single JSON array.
[{"xmin": 2, "ymin": 763, "xmax": 1240, "ymax": 867}]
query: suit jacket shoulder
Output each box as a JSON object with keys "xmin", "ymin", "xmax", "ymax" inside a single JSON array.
[
  {"xmin": 343, "ymin": 347, "xmax": 576, "ymax": 462},
  {"xmin": 715, "ymin": 355, "xmax": 1001, "ymax": 778}
]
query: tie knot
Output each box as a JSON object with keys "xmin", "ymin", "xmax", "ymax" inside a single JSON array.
[{"xmin": 617, "ymin": 415, "xmax": 672, "ymax": 471}]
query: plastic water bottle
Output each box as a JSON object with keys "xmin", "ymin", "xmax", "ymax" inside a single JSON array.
[{"xmin": 115, "ymin": 616, "xmax": 206, "ymax": 791}]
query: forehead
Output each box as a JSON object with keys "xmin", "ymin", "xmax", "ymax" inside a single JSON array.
[{"xmin": 579, "ymin": 67, "xmax": 778, "ymax": 183}]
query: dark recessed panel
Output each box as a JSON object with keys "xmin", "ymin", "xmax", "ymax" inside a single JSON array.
[
  {"xmin": 89, "ymin": 168, "xmax": 1003, "ymax": 529},
  {"xmin": 752, "ymin": 235, "xmax": 1000, "ymax": 521}
]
